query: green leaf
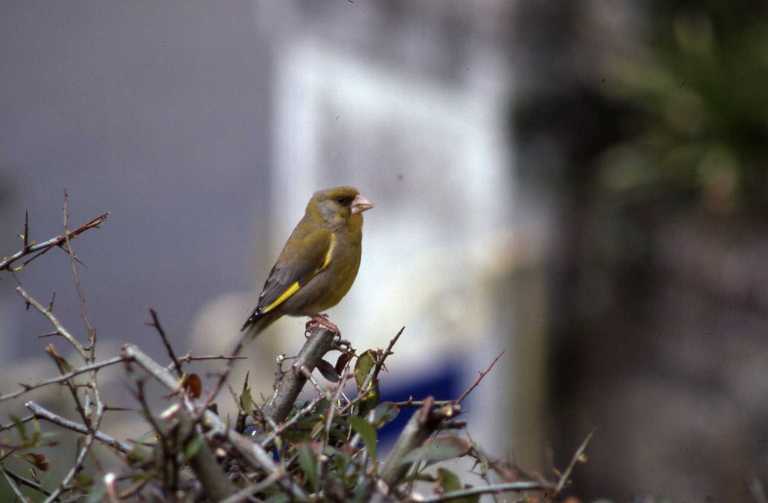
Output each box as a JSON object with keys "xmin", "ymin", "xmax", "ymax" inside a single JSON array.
[
  {"xmin": 10, "ymin": 415, "xmax": 28, "ymax": 442},
  {"xmin": 370, "ymin": 402, "xmax": 400, "ymax": 429},
  {"xmin": 264, "ymin": 495, "xmax": 289, "ymax": 503},
  {"xmin": 354, "ymin": 351, "xmax": 377, "ymax": 389},
  {"xmin": 74, "ymin": 472, "xmax": 94, "ymax": 490},
  {"xmin": 239, "ymin": 374, "xmax": 254, "ymax": 416},
  {"xmin": 354, "ymin": 351, "xmax": 380, "ymax": 415},
  {"xmin": 297, "ymin": 443, "xmax": 319, "ymax": 492},
  {"xmin": 400, "ymin": 436, "xmax": 472, "ymax": 466},
  {"xmin": 437, "ymin": 468, "xmax": 462, "ymax": 492},
  {"xmin": 183, "ymin": 435, "xmax": 204, "ymax": 460},
  {"xmin": 348, "ymin": 416, "xmax": 377, "ymax": 463},
  {"xmin": 436, "ymin": 468, "xmax": 478, "ymax": 502}
]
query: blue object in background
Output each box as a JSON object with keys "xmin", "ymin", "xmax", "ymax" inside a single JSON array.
[{"xmin": 377, "ymin": 358, "xmax": 464, "ymax": 448}]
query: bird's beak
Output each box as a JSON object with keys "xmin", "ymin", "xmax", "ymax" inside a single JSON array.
[{"xmin": 351, "ymin": 194, "xmax": 374, "ymax": 215}]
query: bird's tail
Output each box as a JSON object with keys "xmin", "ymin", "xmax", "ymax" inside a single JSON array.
[{"xmin": 241, "ymin": 310, "xmax": 280, "ymax": 339}]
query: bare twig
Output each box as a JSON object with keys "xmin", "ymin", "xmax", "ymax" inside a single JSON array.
[
  {"xmin": 62, "ymin": 192, "xmax": 97, "ymax": 359},
  {"xmin": 25, "ymin": 401, "xmax": 131, "ymax": 454},
  {"xmin": 177, "ymin": 353, "xmax": 248, "ymax": 363},
  {"xmin": 323, "ymin": 368, "xmax": 353, "ymax": 447},
  {"xmin": 262, "ymin": 327, "xmax": 337, "ymax": 423},
  {"xmin": 0, "ymin": 466, "xmax": 32, "ymax": 503},
  {"xmin": 147, "ymin": 308, "xmax": 183, "ymax": 377},
  {"xmin": 419, "ymin": 480, "xmax": 555, "ymax": 502},
  {"xmin": 391, "ymin": 398, "xmax": 454, "ymax": 408},
  {"xmin": 297, "ymin": 364, "xmax": 333, "ymax": 400},
  {"xmin": 45, "ymin": 344, "xmax": 91, "ymax": 427},
  {"xmin": 122, "ymin": 344, "xmax": 181, "ymax": 391},
  {"xmin": 0, "ymin": 355, "xmax": 124, "ymax": 402},
  {"xmin": 41, "ymin": 388, "xmax": 105, "ymax": 503},
  {"xmin": 22, "ymin": 210, "xmax": 30, "ymax": 251},
  {"xmin": 0, "ymin": 415, "xmax": 35, "ymax": 434},
  {"xmin": 372, "ymin": 326, "xmax": 405, "ymax": 378},
  {"xmin": 0, "ymin": 212, "xmax": 108, "ymax": 273},
  {"xmin": 16, "ymin": 286, "xmax": 88, "ymax": 359},
  {"xmin": 2, "ymin": 468, "xmax": 51, "ymax": 497},
  {"xmin": 455, "ymin": 350, "xmax": 505, "ymax": 404},
  {"xmin": 555, "ymin": 429, "xmax": 594, "ymax": 493}
]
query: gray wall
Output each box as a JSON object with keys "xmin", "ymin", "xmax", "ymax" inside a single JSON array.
[{"xmin": 0, "ymin": 0, "xmax": 272, "ymax": 358}]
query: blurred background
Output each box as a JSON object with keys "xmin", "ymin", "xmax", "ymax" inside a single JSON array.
[{"xmin": 1, "ymin": 1, "xmax": 767, "ymax": 501}]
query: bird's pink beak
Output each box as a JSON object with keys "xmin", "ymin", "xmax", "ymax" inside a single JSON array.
[{"xmin": 351, "ymin": 194, "xmax": 374, "ymax": 215}]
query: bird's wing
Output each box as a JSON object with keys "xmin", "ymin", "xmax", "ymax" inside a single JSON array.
[{"xmin": 252, "ymin": 227, "xmax": 335, "ymax": 318}]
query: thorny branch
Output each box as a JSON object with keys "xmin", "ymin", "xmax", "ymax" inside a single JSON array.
[
  {"xmin": 16, "ymin": 286, "xmax": 89, "ymax": 359},
  {"xmin": 0, "ymin": 211, "xmax": 108, "ymax": 273},
  {"xmin": 0, "ymin": 356, "xmax": 124, "ymax": 403},
  {"xmin": 455, "ymin": 350, "xmax": 505, "ymax": 405},
  {"xmin": 25, "ymin": 401, "xmax": 131, "ymax": 454}
]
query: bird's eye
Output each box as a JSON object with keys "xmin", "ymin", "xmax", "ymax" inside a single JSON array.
[{"xmin": 336, "ymin": 196, "xmax": 354, "ymax": 206}]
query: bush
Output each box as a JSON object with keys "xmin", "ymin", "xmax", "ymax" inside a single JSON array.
[{"xmin": 0, "ymin": 200, "xmax": 580, "ymax": 502}]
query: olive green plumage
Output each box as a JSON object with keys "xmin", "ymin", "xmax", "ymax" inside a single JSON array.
[{"xmin": 241, "ymin": 186, "xmax": 374, "ymax": 336}]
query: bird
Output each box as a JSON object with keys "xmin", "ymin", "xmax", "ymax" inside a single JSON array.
[{"xmin": 241, "ymin": 186, "xmax": 374, "ymax": 337}]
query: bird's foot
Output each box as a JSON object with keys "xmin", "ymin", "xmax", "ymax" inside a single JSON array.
[{"xmin": 305, "ymin": 314, "xmax": 340, "ymax": 337}]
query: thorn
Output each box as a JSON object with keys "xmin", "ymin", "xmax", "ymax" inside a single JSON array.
[{"xmin": 23, "ymin": 210, "xmax": 30, "ymax": 250}]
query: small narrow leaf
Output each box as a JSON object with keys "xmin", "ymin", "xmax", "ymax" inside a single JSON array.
[
  {"xmin": 183, "ymin": 435, "xmax": 204, "ymax": 460},
  {"xmin": 10, "ymin": 415, "xmax": 28, "ymax": 442},
  {"xmin": 297, "ymin": 443, "xmax": 319, "ymax": 491},
  {"xmin": 370, "ymin": 402, "xmax": 400, "ymax": 429},
  {"xmin": 349, "ymin": 416, "xmax": 377, "ymax": 463},
  {"xmin": 354, "ymin": 351, "xmax": 377, "ymax": 389},
  {"xmin": 354, "ymin": 350, "xmax": 380, "ymax": 415}
]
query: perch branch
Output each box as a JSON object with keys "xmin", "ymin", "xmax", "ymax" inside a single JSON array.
[{"xmin": 263, "ymin": 326, "xmax": 337, "ymax": 423}]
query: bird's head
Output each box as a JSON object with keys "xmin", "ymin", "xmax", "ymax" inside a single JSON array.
[{"xmin": 308, "ymin": 186, "xmax": 374, "ymax": 227}]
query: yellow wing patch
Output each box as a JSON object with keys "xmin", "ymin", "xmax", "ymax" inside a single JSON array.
[
  {"xmin": 322, "ymin": 234, "xmax": 337, "ymax": 269},
  {"xmin": 262, "ymin": 281, "xmax": 300, "ymax": 314}
]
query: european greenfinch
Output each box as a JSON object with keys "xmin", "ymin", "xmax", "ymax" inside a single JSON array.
[{"xmin": 241, "ymin": 186, "xmax": 374, "ymax": 337}]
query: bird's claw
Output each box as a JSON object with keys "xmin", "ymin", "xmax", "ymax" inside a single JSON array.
[{"xmin": 305, "ymin": 314, "xmax": 341, "ymax": 337}]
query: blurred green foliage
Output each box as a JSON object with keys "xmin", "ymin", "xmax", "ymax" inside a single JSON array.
[{"xmin": 600, "ymin": 0, "xmax": 768, "ymax": 213}]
